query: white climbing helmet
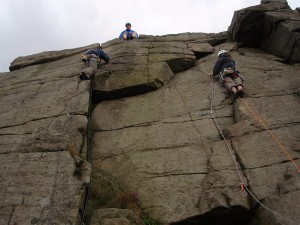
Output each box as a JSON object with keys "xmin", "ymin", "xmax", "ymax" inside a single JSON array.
[{"xmin": 217, "ymin": 50, "xmax": 227, "ymax": 57}]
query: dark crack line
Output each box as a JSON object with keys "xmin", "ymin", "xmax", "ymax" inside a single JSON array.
[
  {"xmin": 0, "ymin": 74, "xmax": 79, "ymax": 90},
  {"xmin": 97, "ymin": 143, "xmax": 201, "ymax": 161},
  {"xmin": 230, "ymin": 121, "xmax": 300, "ymax": 139},
  {"xmin": 146, "ymin": 172, "xmax": 208, "ymax": 178},
  {"xmin": 243, "ymin": 158, "xmax": 300, "ymax": 171},
  {"xmin": 8, "ymin": 206, "xmax": 15, "ymax": 224},
  {"xmin": 245, "ymin": 92, "xmax": 298, "ymax": 99},
  {"xmin": 0, "ymin": 113, "xmax": 86, "ymax": 130},
  {"xmin": 173, "ymin": 85, "xmax": 204, "ymax": 145}
]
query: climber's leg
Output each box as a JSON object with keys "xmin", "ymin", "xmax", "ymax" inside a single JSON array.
[{"xmin": 224, "ymin": 77, "xmax": 237, "ymax": 93}]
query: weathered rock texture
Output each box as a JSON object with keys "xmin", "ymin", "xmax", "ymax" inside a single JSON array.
[
  {"xmin": 0, "ymin": 44, "xmax": 95, "ymax": 224},
  {"xmin": 1, "ymin": 2, "xmax": 300, "ymax": 225},
  {"xmin": 90, "ymin": 208, "xmax": 145, "ymax": 225},
  {"xmin": 92, "ymin": 33, "xmax": 222, "ymax": 101},
  {"xmin": 228, "ymin": 1, "xmax": 300, "ymax": 61},
  {"xmin": 91, "ymin": 36, "xmax": 300, "ymax": 225}
]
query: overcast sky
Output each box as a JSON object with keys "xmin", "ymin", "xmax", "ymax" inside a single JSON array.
[{"xmin": 0, "ymin": 0, "xmax": 298, "ymax": 72}]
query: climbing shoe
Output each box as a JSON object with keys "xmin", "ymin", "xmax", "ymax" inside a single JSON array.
[
  {"xmin": 79, "ymin": 73, "xmax": 90, "ymax": 80},
  {"xmin": 237, "ymin": 89, "xmax": 244, "ymax": 98},
  {"xmin": 230, "ymin": 92, "xmax": 238, "ymax": 103}
]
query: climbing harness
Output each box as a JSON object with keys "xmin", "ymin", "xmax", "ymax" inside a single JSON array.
[
  {"xmin": 217, "ymin": 67, "xmax": 243, "ymax": 87},
  {"xmin": 209, "ymin": 75, "xmax": 300, "ymax": 225}
]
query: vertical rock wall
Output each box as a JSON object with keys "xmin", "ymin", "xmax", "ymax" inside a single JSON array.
[
  {"xmin": 90, "ymin": 33, "xmax": 300, "ymax": 225},
  {"xmin": 0, "ymin": 2, "xmax": 299, "ymax": 225},
  {"xmin": 0, "ymin": 44, "xmax": 97, "ymax": 224}
]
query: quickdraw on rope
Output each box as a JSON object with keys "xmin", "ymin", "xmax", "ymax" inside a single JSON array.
[{"xmin": 240, "ymin": 183, "xmax": 247, "ymax": 197}]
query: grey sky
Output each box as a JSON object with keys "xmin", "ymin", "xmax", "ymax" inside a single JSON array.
[{"xmin": 0, "ymin": 0, "xmax": 298, "ymax": 72}]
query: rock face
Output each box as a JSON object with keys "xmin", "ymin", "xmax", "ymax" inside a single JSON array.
[
  {"xmin": 90, "ymin": 208, "xmax": 145, "ymax": 225},
  {"xmin": 0, "ymin": 44, "xmax": 94, "ymax": 224},
  {"xmin": 228, "ymin": 1, "xmax": 300, "ymax": 61},
  {"xmin": 1, "ymin": 2, "xmax": 300, "ymax": 225},
  {"xmin": 92, "ymin": 33, "xmax": 220, "ymax": 101},
  {"xmin": 91, "ymin": 37, "xmax": 300, "ymax": 225},
  {"xmin": 9, "ymin": 43, "xmax": 100, "ymax": 71}
]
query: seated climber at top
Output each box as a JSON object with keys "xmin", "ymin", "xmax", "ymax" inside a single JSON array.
[
  {"xmin": 212, "ymin": 50, "xmax": 244, "ymax": 101},
  {"xmin": 119, "ymin": 22, "xmax": 139, "ymax": 40},
  {"xmin": 79, "ymin": 49, "xmax": 109, "ymax": 80}
]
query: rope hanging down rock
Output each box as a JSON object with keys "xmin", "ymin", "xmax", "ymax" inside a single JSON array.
[
  {"xmin": 238, "ymin": 96, "xmax": 300, "ymax": 173},
  {"xmin": 209, "ymin": 75, "xmax": 300, "ymax": 225}
]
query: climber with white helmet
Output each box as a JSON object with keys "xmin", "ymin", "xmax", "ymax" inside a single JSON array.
[
  {"xmin": 119, "ymin": 22, "xmax": 139, "ymax": 40},
  {"xmin": 212, "ymin": 50, "xmax": 244, "ymax": 101}
]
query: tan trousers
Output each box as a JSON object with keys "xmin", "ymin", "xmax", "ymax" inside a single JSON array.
[
  {"xmin": 81, "ymin": 54, "xmax": 99, "ymax": 77},
  {"xmin": 224, "ymin": 76, "xmax": 243, "ymax": 91}
]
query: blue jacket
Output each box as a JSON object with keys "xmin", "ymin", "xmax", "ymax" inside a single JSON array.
[
  {"xmin": 86, "ymin": 49, "xmax": 109, "ymax": 63},
  {"xmin": 119, "ymin": 29, "xmax": 139, "ymax": 40}
]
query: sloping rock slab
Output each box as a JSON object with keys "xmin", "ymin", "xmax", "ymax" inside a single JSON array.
[
  {"xmin": 93, "ymin": 62, "xmax": 174, "ymax": 102},
  {"xmin": 93, "ymin": 39, "xmax": 197, "ymax": 101},
  {"xmin": 10, "ymin": 43, "xmax": 100, "ymax": 71},
  {"xmin": 90, "ymin": 208, "xmax": 145, "ymax": 225},
  {"xmin": 0, "ymin": 151, "xmax": 83, "ymax": 225},
  {"xmin": 92, "ymin": 33, "xmax": 232, "ymax": 102},
  {"xmin": 0, "ymin": 46, "xmax": 92, "ymax": 224}
]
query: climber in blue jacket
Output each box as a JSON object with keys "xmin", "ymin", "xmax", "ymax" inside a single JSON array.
[
  {"xmin": 84, "ymin": 49, "xmax": 110, "ymax": 63},
  {"xmin": 119, "ymin": 22, "xmax": 139, "ymax": 40},
  {"xmin": 79, "ymin": 48, "xmax": 109, "ymax": 80}
]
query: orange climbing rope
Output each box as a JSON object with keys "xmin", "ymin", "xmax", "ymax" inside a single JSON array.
[
  {"xmin": 238, "ymin": 96, "xmax": 300, "ymax": 173},
  {"xmin": 209, "ymin": 75, "xmax": 300, "ymax": 225}
]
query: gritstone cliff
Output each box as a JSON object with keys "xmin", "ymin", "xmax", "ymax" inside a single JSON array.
[{"xmin": 0, "ymin": 1, "xmax": 299, "ymax": 225}]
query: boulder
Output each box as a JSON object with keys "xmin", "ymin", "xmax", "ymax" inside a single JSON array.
[
  {"xmin": 228, "ymin": 2, "xmax": 300, "ymax": 61},
  {"xmin": 187, "ymin": 43, "xmax": 214, "ymax": 59},
  {"xmin": 260, "ymin": 11, "xmax": 300, "ymax": 61},
  {"xmin": 92, "ymin": 62, "xmax": 174, "ymax": 102}
]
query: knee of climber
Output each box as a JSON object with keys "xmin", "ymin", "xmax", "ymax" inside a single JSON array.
[
  {"xmin": 224, "ymin": 78, "xmax": 235, "ymax": 91},
  {"xmin": 89, "ymin": 58, "xmax": 98, "ymax": 71},
  {"xmin": 234, "ymin": 77, "xmax": 243, "ymax": 87},
  {"xmin": 81, "ymin": 67, "xmax": 95, "ymax": 77}
]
